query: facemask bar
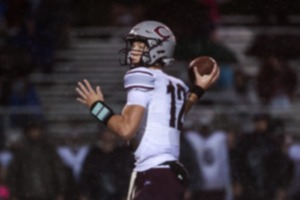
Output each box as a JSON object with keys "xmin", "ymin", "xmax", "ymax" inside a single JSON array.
[
  {"xmin": 119, "ymin": 35, "xmax": 162, "ymax": 67},
  {"xmin": 118, "ymin": 48, "xmax": 128, "ymax": 66}
]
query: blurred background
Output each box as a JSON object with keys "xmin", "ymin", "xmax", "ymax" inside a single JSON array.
[{"xmin": 0, "ymin": 0, "xmax": 300, "ymax": 200}]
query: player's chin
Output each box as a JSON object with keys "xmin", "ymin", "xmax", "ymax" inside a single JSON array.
[{"xmin": 130, "ymin": 57, "xmax": 140, "ymax": 64}]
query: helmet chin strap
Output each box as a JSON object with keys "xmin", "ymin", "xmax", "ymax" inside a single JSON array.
[
  {"xmin": 129, "ymin": 48, "xmax": 151, "ymax": 68},
  {"xmin": 129, "ymin": 58, "xmax": 148, "ymax": 69}
]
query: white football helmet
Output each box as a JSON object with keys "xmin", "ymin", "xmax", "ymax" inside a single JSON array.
[{"xmin": 119, "ymin": 20, "xmax": 176, "ymax": 67}]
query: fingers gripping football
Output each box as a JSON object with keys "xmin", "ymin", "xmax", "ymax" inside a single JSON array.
[
  {"xmin": 193, "ymin": 62, "xmax": 220, "ymax": 90},
  {"xmin": 76, "ymin": 79, "xmax": 104, "ymax": 108}
]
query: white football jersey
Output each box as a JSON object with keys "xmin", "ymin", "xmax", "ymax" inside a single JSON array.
[{"xmin": 124, "ymin": 67, "xmax": 189, "ymax": 172}]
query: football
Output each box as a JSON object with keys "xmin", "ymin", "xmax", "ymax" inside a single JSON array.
[{"xmin": 188, "ymin": 56, "xmax": 216, "ymax": 84}]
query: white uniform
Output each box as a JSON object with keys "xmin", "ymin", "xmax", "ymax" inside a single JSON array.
[{"xmin": 124, "ymin": 66, "xmax": 188, "ymax": 172}]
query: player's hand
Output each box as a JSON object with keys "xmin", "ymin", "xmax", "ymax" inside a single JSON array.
[
  {"xmin": 194, "ymin": 63, "xmax": 220, "ymax": 90},
  {"xmin": 76, "ymin": 79, "xmax": 104, "ymax": 109}
]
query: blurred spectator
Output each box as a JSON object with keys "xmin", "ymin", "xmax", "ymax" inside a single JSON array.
[
  {"xmin": 30, "ymin": 0, "xmax": 69, "ymax": 72},
  {"xmin": 0, "ymin": 68, "xmax": 10, "ymax": 106},
  {"xmin": 27, "ymin": 0, "xmax": 41, "ymax": 13},
  {"xmin": 6, "ymin": 0, "xmax": 69, "ymax": 73},
  {"xmin": 146, "ymin": 0, "xmax": 213, "ymax": 42},
  {"xmin": 4, "ymin": 0, "xmax": 31, "ymax": 30},
  {"xmin": 175, "ymin": 24, "xmax": 238, "ymax": 93},
  {"xmin": 232, "ymin": 70, "xmax": 258, "ymax": 105},
  {"xmin": 149, "ymin": 0, "xmax": 228, "ymax": 41},
  {"xmin": 256, "ymin": 56, "xmax": 297, "ymax": 108},
  {"xmin": 247, "ymin": 34, "xmax": 300, "ymax": 60},
  {"xmin": 223, "ymin": 69, "xmax": 258, "ymax": 106},
  {"xmin": 0, "ymin": 0, "xmax": 8, "ymax": 47},
  {"xmin": 6, "ymin": 121, "xmax": 66, "ymax": 200},
  {"xmin": 254, "ymin": 0, "xmax": 290, "ymax": 25},
  {"xmin": 0, "ymin": 129, "xmax": 22, "ymax": 197},
  {"xmin": 0, "ymin": 69, "xmax": 10, "ymax": 148},
  {"xmin": 180, "ymin": 122, "xmax": 203, "ymax": 200},
  {"xmin": 184, "ymin": 122, "xmax": 232, "ymax": 200},
  {"xmin": 0, "ymin": 128, "xmax": 24, "ymax": 171},
  {"xmin": 196, "ymin": 0, "xmax": 221, "ymax": 37},
  {"xmin": 226, "ymin": 129, "xmax": 242, "ymax": 200},
  {"xmin": 0, "ymin": 150, "xmax": 11, "ymax": 177},
  {"xmin": 110, "ymin": 0, "xmax": 145, "ymax": 27},
  {"xmin": 57, "ymin": 130, "xmax": 90, "ymax": 200},
  {"xmin": 0, "ymin": 164, "xmax": 10, "ymax": 200},
  {"xmin": 288, "ymin": 142, "xmax": 300, "ymax": 200},
  {"xmin": 235, "ymin": 114, "xmax": 292, "ymax": 200},
  {"xmin": 7, "ymin": 71, "xmax": 43, "ymax": 127},
  {"xmin": 149, "ymin": 0, "xmax": 229, "ymax": 62},
  {"xmin": 79, "ymin": 129, "xmax": 134, "ymax": 200},
  {"xmin": 70, "ymin": 1, "xmax": 112, "ymax": 27},
  {"xmin": 71, "ymin": 0, "xmax": 145, "ymax": 27},
  {"xmin": 271, "ymin": 124, "xmax": 295, "ymax": 200},
  {"xmin": 5, "ymin": 0, "xmax": 34, "ymax": 70}
]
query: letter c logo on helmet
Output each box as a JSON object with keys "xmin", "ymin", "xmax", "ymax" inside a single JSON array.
[{"xmin": 154, "ymin": 26, "xmax": 171, "ymax": 41}]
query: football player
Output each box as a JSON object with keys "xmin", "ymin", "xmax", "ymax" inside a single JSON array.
[{"xmin": 76, "ymin": 20, "xmax": 220, "ymax": 200}]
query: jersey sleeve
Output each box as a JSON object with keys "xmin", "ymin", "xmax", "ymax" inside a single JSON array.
[
  {"xmin": 126, "ymin": 88, "xmax": 152, "ymax": 108},
  {"xmin": 124, "ymin": 68, "xmax": 154, "ymax": 108},
  {"xmin": 124, "ymin": 68, "xmax": 155, "ymax": 90}
]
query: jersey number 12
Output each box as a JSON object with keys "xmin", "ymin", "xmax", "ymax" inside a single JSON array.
[{"xmin": 167, "ymin": 81, "xmax": 186, "ymax": 130}]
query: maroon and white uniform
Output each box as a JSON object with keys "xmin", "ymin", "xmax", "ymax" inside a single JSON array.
[
  {"xmin": 124, "ymin": 66, "xmax": 188, "ymax": 172},
  {"xmin": 124, "ymin": 66, "xmax": 188, "ymax": 200}
]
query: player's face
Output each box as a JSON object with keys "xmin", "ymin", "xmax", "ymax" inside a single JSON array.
[{"xmin": 130, "ymin": 41, "xmax": 148, "ymax": 64}]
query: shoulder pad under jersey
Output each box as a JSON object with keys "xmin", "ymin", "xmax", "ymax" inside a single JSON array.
[{"xmin": 124, "ymin": 68, "xmax": 155, "ymax": 90}]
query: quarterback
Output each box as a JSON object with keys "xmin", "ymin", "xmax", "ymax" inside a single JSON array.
[{"xmin": 76, "ymin": 21, "xmax": 220, "ymax": 200}]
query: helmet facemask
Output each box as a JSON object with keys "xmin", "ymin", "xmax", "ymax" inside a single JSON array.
[{"xmin": 119, "ymin": 37, "xmax": 163, "ymax": 68}]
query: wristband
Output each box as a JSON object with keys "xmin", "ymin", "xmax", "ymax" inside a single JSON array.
[
  {"xmin": 189, "ymin": 85, "xmax": 205, "ymax": 99},
  {"xmin": 90, "ymin": 101, "xmax": 114, "ymax": 125}
]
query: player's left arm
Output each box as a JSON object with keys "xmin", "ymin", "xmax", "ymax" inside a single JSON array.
[
  {"xmin": 76, "ymin": 79, "xmax": 144, "ymax": 140},
  {"xmin": 107, "ymin": 105, "xmax": 145, "ymax": 140},
  {"xmin": 184, "ymin": 63, "xmax": 220, "ymax": 115}
]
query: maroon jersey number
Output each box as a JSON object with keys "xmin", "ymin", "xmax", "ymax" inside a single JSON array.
[{"xmin": 167, "ymin": 81, "xmax": 186, "ymax": 130}]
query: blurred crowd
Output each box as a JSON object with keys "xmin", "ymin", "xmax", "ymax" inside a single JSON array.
[
  {"xmin": 0, "ymin": 122, "xmax": 134, "ymax": 200},
  {"xmin": 0, "ymin": 0, "xmax": 300, "ymax": 200},
  {"xmin": 0, "ymin": 0, "xmax": 70, "ymax": 74},
  {"xmin": 68, "ymin": 0, "xmax": 300, "ymax": 110},
  {"xmin": 0, "ymin": 0, "xmax": 70, "ymax": 147},
  {"xmin": 0, "ymin": 114, "xmax": 299, "ymax": 200},
  {"xmin": 181, "ymin": 113, "xmax": 300, "ymax": 200}
]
